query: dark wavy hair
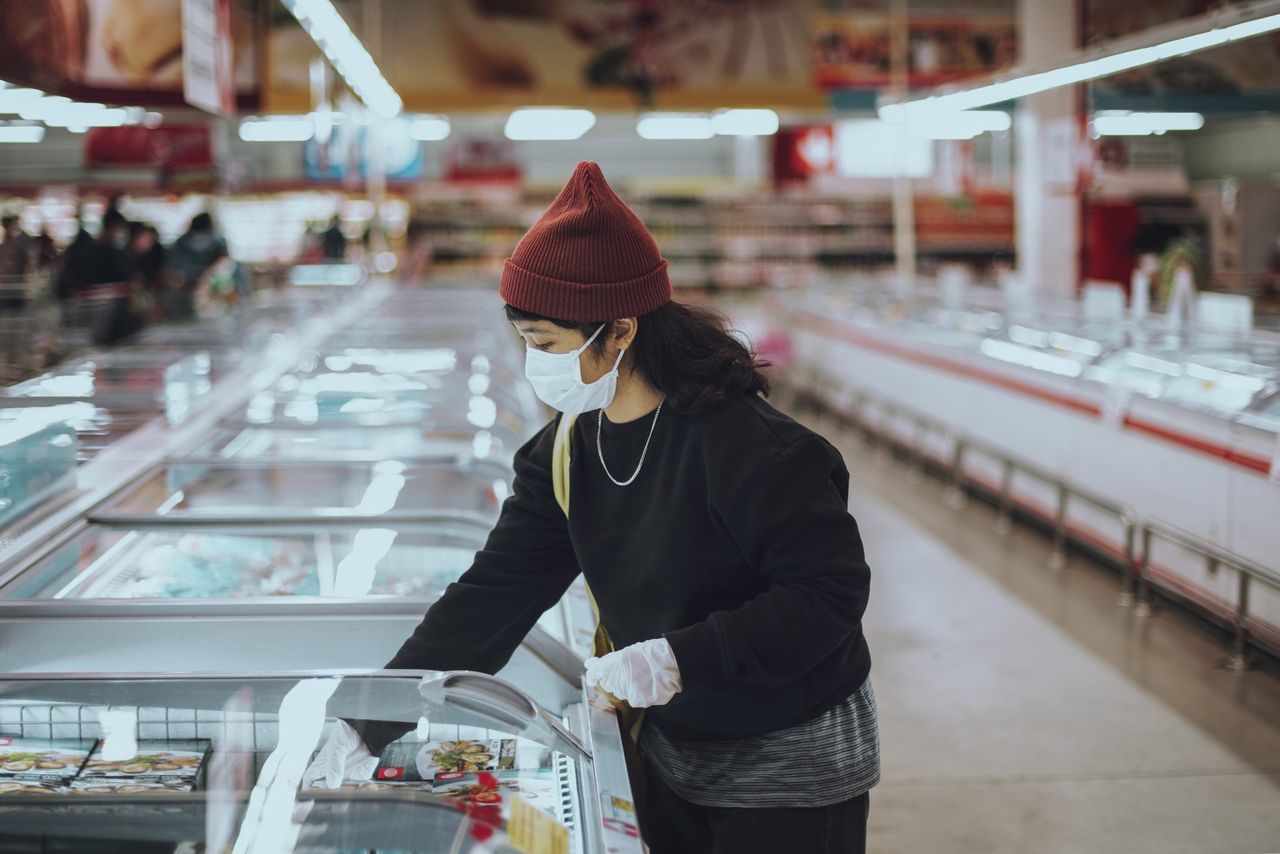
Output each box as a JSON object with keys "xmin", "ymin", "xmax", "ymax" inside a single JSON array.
[{"xmin": 504, "ymin": 300, "xmax": 770, "ymax": 414}]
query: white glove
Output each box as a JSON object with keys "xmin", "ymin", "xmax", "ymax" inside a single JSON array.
[
  {"xmin": 301, "ymin": 720, "xmax": 379, "ymax": 789},
  {"xmin": 585, "ymin": 638, "xmax": 683, "ymax": 708}
]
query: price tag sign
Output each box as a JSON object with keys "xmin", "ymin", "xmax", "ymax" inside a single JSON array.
[
  {"xmin": 508, "ymin": 793, "xmax": 569, "ymax": 854},
  {"xmin": 600, "ymin": 793, "xmax": 641, "ymax": 839}
]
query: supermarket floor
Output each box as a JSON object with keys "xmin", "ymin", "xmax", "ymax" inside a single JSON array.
[{"xmin": 786, "ymin": 406, "xmax": 1280, "ymax": 854}]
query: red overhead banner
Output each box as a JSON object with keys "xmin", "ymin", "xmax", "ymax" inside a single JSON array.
[{"xmin": 85, "ymin": 124, "xmax": 213, "ymax": 170}]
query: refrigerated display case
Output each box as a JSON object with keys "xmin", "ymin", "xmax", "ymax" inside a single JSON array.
[
  {"xmin": 0, "ymin": 520, "xmax": 491, "ymax": 601},
  {"xmin": 91, "ymin": 459, "xmax": 512, "ymax": 525},
  {"xmin": 0, "ymin": 406, "xmax": 79, "ymax": 529},
  {"xmin": 0, "ymin": 671, "xmax": 643, "ymax": 854}
]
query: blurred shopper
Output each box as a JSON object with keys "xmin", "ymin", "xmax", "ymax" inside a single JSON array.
[
  {"xmin": 165, "ymin": 213, "xmax": 227, "ymax": 320},
  {"xmin": 0, "ymin": 215, "xmax": 32, "ymax": 277},
  {"xmin": 321, "ymin": 214, "xmax": 346, "ymax": 260},
  {"xmin": 309, "ymin": 163, "xmax": 878, "ymax": 854},
  {"xmin": 77, "ymin": 209, "xmax": 146, "ymax": 344},
  {"xmin": 129, "ymin": 222, "xmax": 165, "ymax": 320},
  {"xmin": 34, "ymin": 227, "xmax": 58, "ymax": 271}
]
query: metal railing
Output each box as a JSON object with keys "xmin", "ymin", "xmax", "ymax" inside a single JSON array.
[{"xmin": 784, "ymin": 368, "xmax": 1280, "ymax": 669}]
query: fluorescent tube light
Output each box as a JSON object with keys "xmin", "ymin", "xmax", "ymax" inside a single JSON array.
[
  {"xmin": 239, "ymin": 117, "xmax": 315, "ymax": 142},
  {"xmin": 907, "ymin": 110, "xmax": 1011, "ymax": 139},
  {"xmin": 279, "ymin": 0, "xmax": 402, "ymax": 119},
  {"xmin": 0, "ymin": 124, "xmax": 44, "ymax": 143},
  {"xmin": 882, "ymin": 6, "xmax": 1280, "ymax": 118},
  {"xmin": 408, "ymin": 114, "xmax": 451, "ymax": 140},
  {"xmin": 0, "ymin": 87, "xmax": 45, "ymax": 113},
  {"xmin": 637, "ymin": 112, "xmax": 714, "ymax": 140},
  {"xmin": 504, "ymin": 108, "xmax": 596, "ymax": 140},
  {"xmin": 1090, "ymin": 110, "xmax": 1204, "ymax": 136},
  {"xmin": 711, "ymin": 108, "xmax": 779, "ymax": 136}
]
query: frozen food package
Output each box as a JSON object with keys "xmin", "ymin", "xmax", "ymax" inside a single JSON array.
[
  {"xmin": 432, "ymin": 768, "xmax": 561, "ymax": 816},
  {"xmin": 81, "ymin": 739, "xmax": 209, "ymax": 784},
  {"xmin": 0, "ymin": 736, "xmax": 97, "ymax": 781},
  {"xmin": 0, "ymin": 780, "xmax": 70, "ymax": 796},
  {"xmin": 69, "ymin": 777, "xmax": 196, "ymax": 795},
  {"xmin": 375, "ymin": 737, "xmax": 517, "ymax": 782}
]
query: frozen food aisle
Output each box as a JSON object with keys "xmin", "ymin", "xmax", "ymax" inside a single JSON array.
[
  {"xmin": 771, "ymin": 284, "xmax": 1280, "ymax": 662},
  {"xmin": 791, "ymin": 406, "xmax": 1280, "ymax": 854},
  {"xmin": 0, "ymin": 280, "xmax": 637, "ymax": 853}
]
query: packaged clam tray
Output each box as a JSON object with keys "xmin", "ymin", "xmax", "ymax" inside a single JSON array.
[
  {"xmin": 0, "ymin": 736, "xmax": 97, "ymax": 781},
  {"xmin": 80, "ymin": 739, "xmax": 209, "ymax": 785},
  {"xmin": 375, "ymin": 737, "xmax": 516, "ymax": 782},
  {"xmin": 69, "ymin": 777, "xmax": 197, "ymax": 795},
  {"xmin": 0, "ymin": 780, "xmax": 70, "ymax": 796}
]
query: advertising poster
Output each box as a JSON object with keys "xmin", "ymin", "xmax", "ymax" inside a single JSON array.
[
  {"xmin": 0, "ymin": 0, "xmax": 259, "ymax": 109},
  {"xmin": 1086, "ymin": 0, "xmax": 1280, "ymax": 99},
  {"xmin": 809, "ymin": 11, "xmax": 1017, "ymax": 90},
  {"xmin": 266, "ymin": 0, "xmax": 822, "ymax": 113}
]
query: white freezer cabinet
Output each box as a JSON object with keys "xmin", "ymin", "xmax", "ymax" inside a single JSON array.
[
  {"xmin": 0, "ymin": 520, "xmax": 490, "ymax": 602},
  {"xmin": 0, "ymin": 672, "xmax": 643, "ymax": 854},
  {"xmin": 89, "ymin": 459, "xmax": 513, "ymax": 525}
]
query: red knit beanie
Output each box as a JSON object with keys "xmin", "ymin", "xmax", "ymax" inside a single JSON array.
[{"xmin": 500, "ymin": 161, "xmax": 671, "ymax": 322}]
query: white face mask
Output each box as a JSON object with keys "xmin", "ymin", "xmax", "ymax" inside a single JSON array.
[{"xmin": 524, "ymin": 324, "xmax": 626, "ymax": 415}]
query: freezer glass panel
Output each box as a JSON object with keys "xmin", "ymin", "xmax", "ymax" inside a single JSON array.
[
  {"xmin": 3, "ymin": 522, "xmax": 488, "ymax": 600},
  {"xmin": 0, "ymin": 673, "xmax": 586, "ymax": 853},
  {"xmin": 0, "ymin": 407, "xmax": 78, "ymax": 530},
  {"xmin": 187, "ymin": 422, "xmax": 522, "ymax": 465},
  {"xmin": 94, "ymin": 461, "xmax": 511, "ymax": 522}
]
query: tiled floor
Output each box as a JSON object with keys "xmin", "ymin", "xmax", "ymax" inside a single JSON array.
[{"xmin": 797, "ymin": 409, "xmax": 1280, "ymax": 854}]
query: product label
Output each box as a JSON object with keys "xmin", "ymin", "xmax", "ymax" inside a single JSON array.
[{"xmin": 508, "ymin": 793, "xmax": 569, "ymax": 854}]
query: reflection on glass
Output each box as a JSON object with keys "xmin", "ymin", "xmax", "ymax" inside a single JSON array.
[{"xmin": 5, "ymin": 524, "xmax": 483, "ymax": 600}]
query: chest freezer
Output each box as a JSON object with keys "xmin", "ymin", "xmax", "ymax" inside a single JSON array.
[
  {"xmin": 0, "ymin": 671, "xmax": 642, "ymax": 854},
  {"xmin": 188, "ymin": 420, "xmax": 525, "ymax": 466},
  {"xmin": 0, "ymin": 519, "xmax": 491, "ymax": 601},
  {"xmin": 90, "ymin": 459, "xmax": 512, "ymax": 525}
]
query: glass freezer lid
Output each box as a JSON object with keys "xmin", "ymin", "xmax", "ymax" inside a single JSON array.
[
  {"xmin": 0, "ymin": 672, "xmax": 589, "ymax": 853},
  {"xmin": 91, "ymin": 460, "xmax": 511, "ymax": 523},
  {"xmin": 186, "ymin": 421, "xmax": 524, "ymax": 466},
  {"xmin": 2, "ymin": 520, "xmax": 490, "ymax": 601}
]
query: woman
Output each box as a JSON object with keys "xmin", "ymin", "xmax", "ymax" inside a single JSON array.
[{"xmin": 309, "ymin": 162, "xmax": 878, "ymax": 853}]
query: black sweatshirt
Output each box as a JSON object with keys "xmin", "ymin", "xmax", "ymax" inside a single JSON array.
[{"xmin": 354, "ymin": 394, "xmax": 872, "ymax": 753}]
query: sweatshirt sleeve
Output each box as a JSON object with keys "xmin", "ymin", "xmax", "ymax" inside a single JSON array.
[
  {"xmin": 351, "ymin": 417, "xmax": 580, "ymax": 753},
  {"xmin": 663, "ymin": 435, "xmax": 870, "ymax": 691}
]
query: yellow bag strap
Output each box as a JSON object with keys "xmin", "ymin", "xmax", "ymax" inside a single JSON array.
[
  {"xmin": 551, "ymin": 413, "xmax": 645, "ymax": 740},
  {"xmin": 551, "ymin": 413, "xmax": 576, "ymax": 517}
]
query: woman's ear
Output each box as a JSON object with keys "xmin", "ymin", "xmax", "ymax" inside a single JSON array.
[{"xmin": 613, "ymin": 317, "xmax": 639, "ymax": 349}]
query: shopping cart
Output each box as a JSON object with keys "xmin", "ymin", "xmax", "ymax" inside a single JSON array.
[
  {"xmin": 61, "ymin": 283, "xmax": 130, "ymax": 350},
  {"xmin": 0, "ymin": 275, "xmax": 63, "ymax": 383}
]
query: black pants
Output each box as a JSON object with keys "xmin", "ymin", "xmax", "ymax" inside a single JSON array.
[{"xmin": 642, "ymin": 763, "xmax": 869, "ymax": 854}]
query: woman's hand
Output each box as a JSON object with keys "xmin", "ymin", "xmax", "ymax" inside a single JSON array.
[
  {"xmin": 302, "ymin": 720, "xmax": 379, "ymax": 789},
  {"xmin": 585, "ymin": 638, "xmax": 683, "ymax": 708}
]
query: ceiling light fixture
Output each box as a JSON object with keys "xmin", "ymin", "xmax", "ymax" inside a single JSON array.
[
  {"xmin": 408, "ymin": 114, "xmax": 451, "ymax": 141},
  {"xmin": 1089, "ymin": 110, "xmax": 1204, "ymax": 136},
  {"xmin": 637, "ymin": 112, "xmax": 714, "ymax": 140},
  {"xmin": 278, "ymin": 0, "xmax": 402, "ymax": 119},
  {"xmin": 504, "ymin": 108, "xmax": 595, "ymax": 140},
  {"xmin": 710, "ymin": 108, "xmax": 780, "ymax": 136},
  {"xmin": 880, "ymin": 1, "xmax": 1280, "ymax": 119},
  {"xmin": 0, "ymin": 124, "xmax": 45, "ymax": 143},
  {"xmin": 239, "ymin": 116, "xmax": 316, "ymax": 142}
]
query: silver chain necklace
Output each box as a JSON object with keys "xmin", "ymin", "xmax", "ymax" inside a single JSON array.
[{"xmin": 596, "ymin": 400, "xmax": 664, "ymax": 487}]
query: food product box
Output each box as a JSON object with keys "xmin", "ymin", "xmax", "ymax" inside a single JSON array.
[
  {"xmin": 69, "ymin": 777, "xmax": 196, "ymax": 795},
  {"xmin": 433, "ymin": 768, "xmax": 561, "ymax": 816},
  {"xmin": 0, "ymin": 736, "xmax": 97, "ymax": 781},
  {"xmin": 0, "ymin": 780, "xmax": 70, "ymax": 796},
  {"xmin": 374, "ymin": 738, "xmax": 516, "ymax": 782},
  {"xmin": 80, "ymin": 739, "xmax": 209, "ymax": 785}
]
